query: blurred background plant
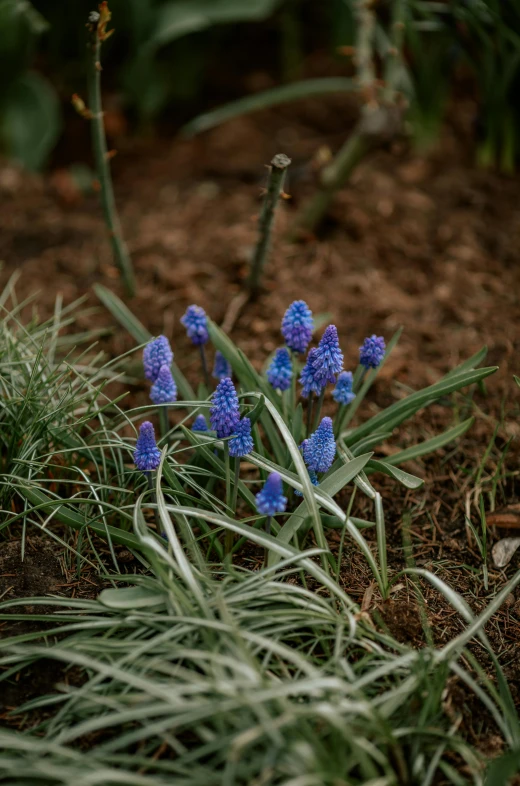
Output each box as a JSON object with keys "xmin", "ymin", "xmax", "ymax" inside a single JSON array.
[{"xmin": 1, "ymin": 0, "xmax": 520, "ymax": 174}]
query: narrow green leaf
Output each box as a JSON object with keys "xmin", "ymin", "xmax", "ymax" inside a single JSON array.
[
  {"xmin": 183, "ymin": 78, "xmax": 355, "ymax": 136},
  {"xmin": 366, "ymin": 459, "xmax": 424, "ymax": 489},
  {"xmin": 383, "ymin": 418, "xmax": 474, "ymax": 467},
  {"xmin": 94, "ymin": 284, "xmax": 195, "ymax": 400}
]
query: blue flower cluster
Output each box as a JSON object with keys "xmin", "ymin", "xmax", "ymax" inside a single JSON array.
[
  {"xmin": 229, "ymin": 417, "xmax": 254, "ymax": 457},
  {"xmin": 210, "ymin": 377, "xmax": 240, "ymax": 438},
  {"xmin": 150, "ymin": 365, "xmax": 177, "ymax": 404},
  {"xmin": 267, "ymin": 348, "xmax": 293, "ymax": 392},
  {"xmin": 191, "ymin": 414, "xmax": 209, "ymax": 432},
  {"xmin": 332, "ymin": 371, "xmax": 356, "ymax": 406},
  {"xmin": 181, "ymin": 305, "xmax": 209, "ymax": 346},
  {"xmin": 256, "ymin": 472, "xmax": 287, "ymax": 516},
  {"xmin": 143, "ymin": 336, "xmax": 173, "ymax": 382},
  {"xmin": 359, "ymin": 335, "xmax": 386, "ymax": 369},
  {"xmin": 282, "ymin": 300, "xmax": 314, "ymax": 354},
  {"xmin": 134, "ymin": 421, "xmax": 161, "ymax": 472},
  {"xmin": 303, "ymin": 417, "xmax": 336, "ymax": 474},
  {"xmin": 133, "ymin": 298, "xmax": 384, "ymax": 534}
]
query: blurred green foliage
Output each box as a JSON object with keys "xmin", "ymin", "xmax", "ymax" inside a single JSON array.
[{"xmin": 1, "ymin": 0, "xmax": 520, "ymax": 172}]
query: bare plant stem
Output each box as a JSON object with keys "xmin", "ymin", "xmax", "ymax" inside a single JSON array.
[
  {"xmin": 263, "ymin": 515, "xmax": 272, "ymax": 565},
  {"xmin": 231, "ymin": 457, "xmax": 240, "ymax": 513},
  {"xmin": 87, "ymin": 23, "xmax": 135, "ymax": 296},
  {"xmin": 248, "ymin": 153, "xmax": 291, "ymax": 297}
]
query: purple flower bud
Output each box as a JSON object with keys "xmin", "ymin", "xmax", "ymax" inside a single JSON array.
[
  {"xmin": 303, "ymin": 417, "xmax": 336, "ymax": 474},
  {"xmin": 134, "ymin": 421, "xmax": 161, "ymax": 472},
  {"xmin": 210, "ymin": 377, "xmax": 240, "ymax": 439},
  {"xmin": 255, "ymin": 472, "xmax": 287, "ymax": 516},
  {"xmin": 359, "ymin": 335, "xmax": 386, "ymax": 369},
  {"xmin": 332, "ymin": 371, "xmax": 356, "ymax": 406},
  {"xmin": 312, "ymin": 325, "xmax": 343, "ymax": 385},
  {"xmin": 150, "ymin": 365, "xmax": 177, "ymax": 404},
  {"xmin": 299, "ymin": 348, "xmax": 326, "ymax": 398},
  {"xmin": 192, "ymin": 414, "xmax": 209, "ymax": 432},
  {"xmin": 229, "ymin": 417, "xmax": 254, "ymax": 457},
  {"xmin": 181, "ymin": 305, "xmax": 209, "ymax": 346},
  {"xmin": 281, "ymin": 300, "xmax": 314, "ymax": 354},
  {"xmin": 143, "ymin": 336, "xmax": 173, "ymax": 382},
  {"xmin": 266, "ymin": 348, "xmax": 293, "ymax": 392},
  {"xmin": 213, "ymin": 350, "xmax": 232, "ymax": 381}
]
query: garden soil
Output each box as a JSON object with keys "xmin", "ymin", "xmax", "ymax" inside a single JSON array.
[{"xmin": 2, "ymin": 95, "xmax": 520, "ymax": 759}]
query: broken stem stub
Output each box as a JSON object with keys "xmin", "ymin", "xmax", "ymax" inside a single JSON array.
[{"xmin": 248, "ymin": 153, "xmax": 291, "ymax": 297}]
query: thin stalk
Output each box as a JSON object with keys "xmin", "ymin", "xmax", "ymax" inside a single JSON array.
[
  {"xmin": 313, "ymin": 388, "xmax": 326, "ymax": 431},
  {"xmin": 200, "ymin": 345, "xmax": 211, "ymax": 390},
  {"xmin": 87, "ymin": 16, "xmax": 135, "ymax": 296},
  {"xmin": 333, "ymin": 404, "xmax": 346, "ymax": 439},
  {"xmin": 223, "ymin": 442, "xmax": 234, "ymax": 556},
  {"xmin": 248, "ymin": 153, "xmax": 291, "ymax": 297},
  {"xmin": 306, "ymin": 394, "xmax": 314, "ymax": 435},
  {"xmin": 146, "ymin": 471, "xmax": 160, "ymax": 530},
  {"xmin": 290, "ymin": 351, "xmax": 297, "ymax": 412},
  {"xmin": 159, "ymin": 407, "xmax": 169, "ymax": 441},
  {"xmin": 263, "ymin": 515, "xmax": 272, "ymax": 565},
  {"xmin": 231, "ymin": 457, "xmax": 240, "ymax": 513}
]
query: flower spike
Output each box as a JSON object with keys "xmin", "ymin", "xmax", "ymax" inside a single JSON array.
[
  {"xmin": 255, "ymin": 472, "xmax": 287, "ymax": 516},
  {"xmin": 281, "ymin": 300, "xmax": 314, "ymax": 354},
  {"xmin": 332, "ymin": 371, "xmax": 356, "ymax": 406},
  {"xmin": 134, "ymin": 421, "xmax": 161, "ymax": 472},
  {"xmin": 210, "ymin": 377, "xmax": 240, "ymax": 438},
  {"xmin": 181, "ymin": 305, "xmax": 209, "ymax": 346},
  {"xmin": 267, "ymin": 348, "xmax": 293, "ymax": 392},
  {"xmin": 143, "ymin": 336, "xmax": 173, "ymax": 382},
  {"xmin": 150, "ymin": 365, "xmax": 177, "ymax": 404},
  {"xmin": 192, "ymin": 414, "xmax": 209, "ymax": 432},
  {"xmin": 303, "ymin": 417, "xmax": 336, "ymax": 473},
  {"xmin": 213, "ymin": 351, "xmax": 232, "ymax": 381},
  {"xmin": 229, "ymin": 417, "xmax": 254, "ymax": 457},
  {"xmin": 312, "ymin": 325, "xmax": 343, "ymax": 385},
  {"xmin": 359, "ymin": 335, "xmax": 386, "ymax": 369}
]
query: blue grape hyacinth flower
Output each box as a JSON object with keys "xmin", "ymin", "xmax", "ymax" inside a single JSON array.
[
  {"xmin": 359, "ymin": 335, "xmax": 386, "ymax": 369},
  {"xmin": 192, "ymin": 414, "xmax": 209, "ymax": 432},
  {"xmin": 229, "ymin": 417, "xmax": 254, "ymax": 457},
  {"xmin": 134, "ymin": 421, "xmax": 161, "ymax": 472},
  {"xmin": 143, "ymin": 336, "xmax": 173, "ymax": 382},
  {"xmin": 181, "ymin": 305, "xmax": 209, "ymax": 346},
  {"xmin": 312, "ymin": 325, "xmax": 343, "ymax": 385},
  {"xmin": 267, "ymin": 348, "xmax": 293, "ymax": 392},
  {"xmin": 281, "ymin": 300, "xmax": 314, "ymax": 354},
  {"xmin": 150, "ymin": 365, "xmax": 177, "ymax": 404},
  {"xmin": 210, "ymin": 377, "xmax": 240, "ymax": 438},
  {"xmin": 213, "ymin": 351, "xmax": 232, "ymax": 380},
  {"xmin": 303, "ymin": 416, "xmax": 336, "ymax": 473},
  {"xmin": 255, "ymin": 472, "xmax": 287, "ymax": 516},
  {"xmin": 332, "ymin": 371, "xmax": 356, "ymax": 406},
  {"xmin": 299, "ymin": 348, "xmax": 325, "ymax": 398}
]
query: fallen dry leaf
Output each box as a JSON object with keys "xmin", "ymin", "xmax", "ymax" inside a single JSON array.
[{"xmin": 492, "ymin": 537, "xmax": 520, "ymax": 568}]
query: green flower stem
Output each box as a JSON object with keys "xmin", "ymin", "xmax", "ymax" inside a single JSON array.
[
  {"xmin": 248, "ymin": 153, "xmax": 291, "ymax": 297},
  {"xmin": 87, "ymin": 24, "xmax": 135, "ymax": 296},
  {"xmin": 200, "ymin": 345, "xmax": 211, "ymax": 390},
  {"xmin": 290, "ymin": 351, "xmax": 298, "ymax": 412},
  {"xmin": 223, "ymin": 441, "xmax": 231, "ymax": 508},
  {"xmin": 231, "ymin": 457, "xmax": 240, "ymax": 514},
  {"xmin": 333, "ymin": 404, "xmax": 346, "ymax": 439},
  {"xmin": 146, "ymin": 471, "xmax": 160, "ymax": 529},
  {"xmin": 313, "ymin": 388, "xmax": 326, "ymax": 431},
  {"xmin": 263, "ymin": 515, "xmax": 272, "ymax": 564},
  {"xmin": 159, "ymin": 406, "xmax": 169, "ymax": 441},
  {"xmin": 306, "ymin": 394, "xmax": 314, "ymax": 435}
]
